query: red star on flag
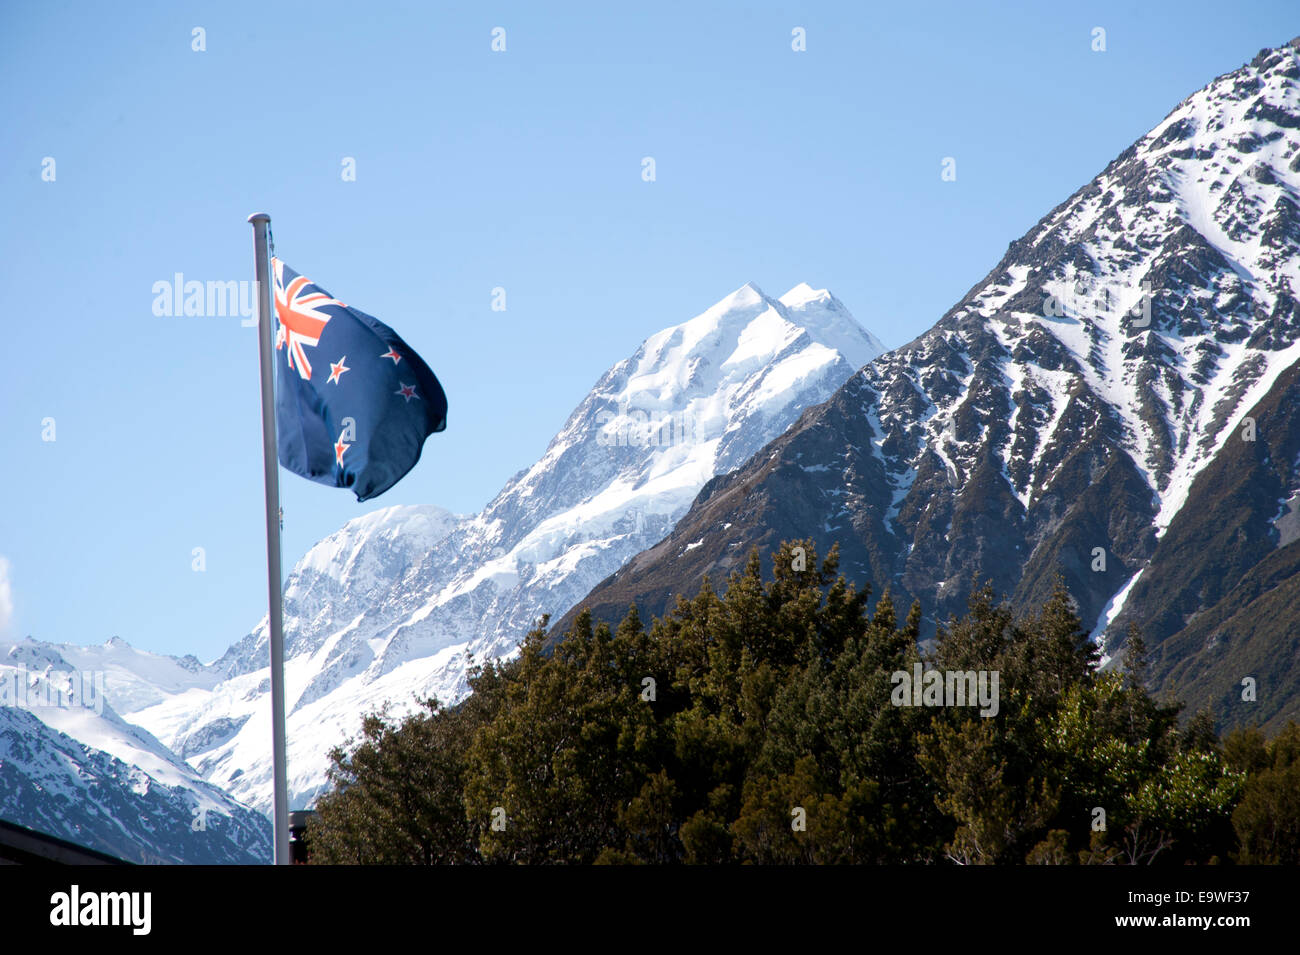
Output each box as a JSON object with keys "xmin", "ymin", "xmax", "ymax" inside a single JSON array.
[
  {"xmin": 395, "ymin": 383, "xmax": 419, "ymax": 402},
  {"xmin": 334, "ymin": 435, "xmax": 350, "ymax": 467},
  {"xmin": 380, "ymin": 347, "xmax": 402, "ymax": 365},
  {"xmin": 327, "ymin": 356, "xmax": 350, "ymax": 385}
]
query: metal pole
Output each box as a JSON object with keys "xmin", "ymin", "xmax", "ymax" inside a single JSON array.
[{"xmin": 248, "ymin": 212, "xmax": 290, "ymax": 866}]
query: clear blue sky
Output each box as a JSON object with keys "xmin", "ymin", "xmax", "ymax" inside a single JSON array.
[{"xmin": 1, "ymin": 0, "xmax": 1295, "ymax": 661}]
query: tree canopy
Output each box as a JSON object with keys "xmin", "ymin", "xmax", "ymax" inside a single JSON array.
[{"xmin": 307, "ymin": 541, "xmax": 1294, "ymax": 864}]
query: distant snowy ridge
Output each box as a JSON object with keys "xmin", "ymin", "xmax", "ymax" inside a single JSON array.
[{"xmin": 0, "ymin": 638, "xmax": 269, "ymax": 863}]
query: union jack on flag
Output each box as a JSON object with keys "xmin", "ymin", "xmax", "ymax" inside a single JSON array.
[{"xmin": 273, "ymin": 258, "xmax": 345, "ymax": 381}]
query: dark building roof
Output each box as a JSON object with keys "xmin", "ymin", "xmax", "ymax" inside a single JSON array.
[{"xmin": 0, "ymin": 818, "xmax": 129, "ymax": 865}]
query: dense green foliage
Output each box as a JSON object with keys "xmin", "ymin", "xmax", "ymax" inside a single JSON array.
[{"xmin": 307, "ymin": 541, "xmax": 1296, "ymax": 864}]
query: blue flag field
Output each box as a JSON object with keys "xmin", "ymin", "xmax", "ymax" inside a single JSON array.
[{"xmin": 272, "ymin": 258, "xmax": 447, "ymax": 501}]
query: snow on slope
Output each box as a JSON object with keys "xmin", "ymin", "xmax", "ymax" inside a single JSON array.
[
  {"xmin": 52, "ymin": 636, "xmax": 221, "ymax": 714},
  {"xmin": 125, "ymin": 284, "xmax": 884, "ymax": 813},
  {"xmin": 558, "ymin": 41, "xmax": 1300, "ymax": 666},
  {"xmin": 1028, "ymin": 54, "xmax": 1300, "ymax": 534},
  {"xmin": 0, "ymin": 639, "xmax": 269, "ymax": 862},
  {"xmin": 855, "ymin": 41, "xmax": 1300, "ymax": 634}
]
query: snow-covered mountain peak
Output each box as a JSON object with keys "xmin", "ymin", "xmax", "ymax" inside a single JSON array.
[
  {"xmin": 802, "ymin": 39, "xmax": 1300, "ymax": 637},
  {"xmin": 131, "ymin": 281, "xmax": 887, "ymax": 813},
  {"xmin": 294, "ymin": 504, "xmax": 465, "ymax": 585},
  {"xmin": 719, "ymin": 280, "xmax": 767, "ymax": 309},
  {"xmin": 778, "ymin": 281, "xmax": 824, "ymax": 307},
  {"xmin": 777, "ymin": 283, "xmax": 887, "ymax": 370},
  {"xmin": 872, "ymin": 40, "xmax": 1300, "ymax": 529},
  {"xmin": 637, "ymin": 281, "xmax": 776, "ymax": 370},
  {"xmin": 559, "ymin": 41, "xmax": 1300, "ymax": 716}
]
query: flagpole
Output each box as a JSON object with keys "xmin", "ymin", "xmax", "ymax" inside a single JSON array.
[{"xmin": 248, "ymin": 212, "xmax": 291, "ymax": 866}]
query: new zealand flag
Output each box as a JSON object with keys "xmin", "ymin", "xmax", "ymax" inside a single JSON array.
[{"xmin": 272, "ymin": 258, "xmax": 447, "ymax": 501}]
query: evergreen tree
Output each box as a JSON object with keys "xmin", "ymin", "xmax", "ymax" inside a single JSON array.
[
  {"xmin": 306, "ymin": 547, "xmax": 1261, "ymax": 866},
  {"xmin": 1229, "ymin": 722, "xmax": 1300, "ymax": 863}
]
